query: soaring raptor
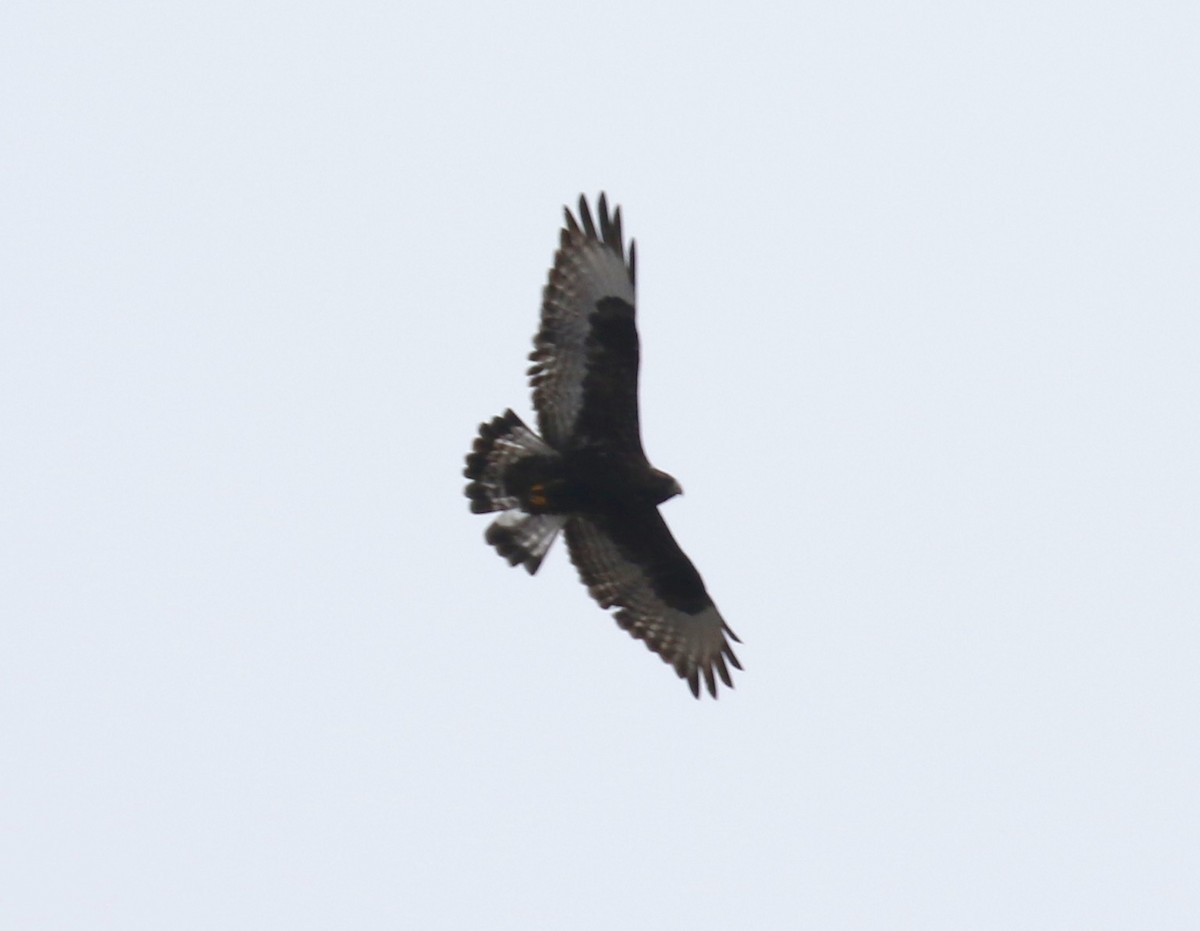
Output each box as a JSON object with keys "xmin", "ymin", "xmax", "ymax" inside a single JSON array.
[{"xmin": 464, "ymin": 194, "xmax": 741, "ymax": 698}]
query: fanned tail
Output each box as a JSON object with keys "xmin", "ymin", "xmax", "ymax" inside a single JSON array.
[{"xmin": 464, "ymin": 410, "xmax": 565, "ymax": 574}]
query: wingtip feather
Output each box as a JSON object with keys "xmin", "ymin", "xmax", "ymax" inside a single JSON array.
[
  {"xmin": 563, "ymin": 206, "xmax": 580, "ymax": 235},
  {"xmin": 577, "ymin": 194, "xmax": 596, "ymax": 238},
  {"xmin": 715, "ymin": 654, "xmax": 733, "ymax": 688}
]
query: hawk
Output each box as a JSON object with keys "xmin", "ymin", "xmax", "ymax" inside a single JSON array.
[{"xmin": 464, "ymin": 194, "xmax": 741, "ymax": 698}]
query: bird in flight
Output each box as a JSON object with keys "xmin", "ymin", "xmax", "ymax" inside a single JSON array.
[{"xmin": 464, "ymin": 194, "xmax": 741, "ymax": 697}]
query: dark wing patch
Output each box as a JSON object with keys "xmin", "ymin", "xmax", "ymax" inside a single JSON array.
[
  {"xmin": 528, "ymin": 194, "xmax": 640, "ymax": 452},
  {"xmin": 565, "ymin": 510, "xmax": 741, "ymax": 698},
  {"xmin": 573, "ymin": 296, "xmax": 645, "ymax": 458}
]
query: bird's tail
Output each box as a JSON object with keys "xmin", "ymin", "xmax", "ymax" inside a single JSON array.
[{"xmin": 464, "ymin": 410, "xmax": 566, "ymax": 574}]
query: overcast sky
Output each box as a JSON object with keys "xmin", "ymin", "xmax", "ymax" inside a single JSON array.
[{"xmin": 3, "ymin": 2, "xmax": 1198, "ymax": 928}]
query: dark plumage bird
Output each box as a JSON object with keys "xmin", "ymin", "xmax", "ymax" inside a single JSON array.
[{"xmin": 464, "ymin": 194, "xmax": 741, "ymax": 698}]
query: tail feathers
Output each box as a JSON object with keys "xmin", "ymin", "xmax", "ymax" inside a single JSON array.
[
  {"xmin": 485, "ymin": 510, "xmax": 567, "ymax": 574},
  {"xmin": 464, "ymin": 409, "xmax": 555, "ymax": 514},
  {"xmin": 465, "ymin": 410, "xmax": 565, "ymax": 572}
]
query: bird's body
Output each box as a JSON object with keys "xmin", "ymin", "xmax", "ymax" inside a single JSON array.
[
  {"xmin": 464, "ymin": 195, "xmax": 741, "ymax": 697},
  {"xmin": 489, "ymin": 440, "xmax": 679, "ymax": 516}
]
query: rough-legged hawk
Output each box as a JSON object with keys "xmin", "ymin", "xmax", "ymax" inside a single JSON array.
[{"xmin": 464, "ymin": 194, "xmax": 741, "ymax": 698}]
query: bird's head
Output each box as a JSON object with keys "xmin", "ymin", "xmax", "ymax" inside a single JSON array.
[{"xmin": 650, "ymin": 468, "xmax": 683, "ymax": 505}]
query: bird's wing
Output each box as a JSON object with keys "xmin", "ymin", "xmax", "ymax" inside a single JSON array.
[
  {"xmin": 565, "ymin": 509, "xmax": 741, "ymax": 698},
  {"xmin": 528, "ymin": 194, "xmax": 644, "ymax": 456}
]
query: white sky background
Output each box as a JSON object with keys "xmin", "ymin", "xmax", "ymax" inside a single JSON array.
[{"xmin": 2, "ymin": 1, "xmax": 1198, "ymax": 927}]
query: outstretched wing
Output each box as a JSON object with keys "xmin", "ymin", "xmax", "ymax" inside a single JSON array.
[
  {"xmin": 528, "ymin": 194, "xmax": 645, "ymax": 456},
  {"xmin": 565, "ymin": 510, "xmax": 741, "ymax": 698}
]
